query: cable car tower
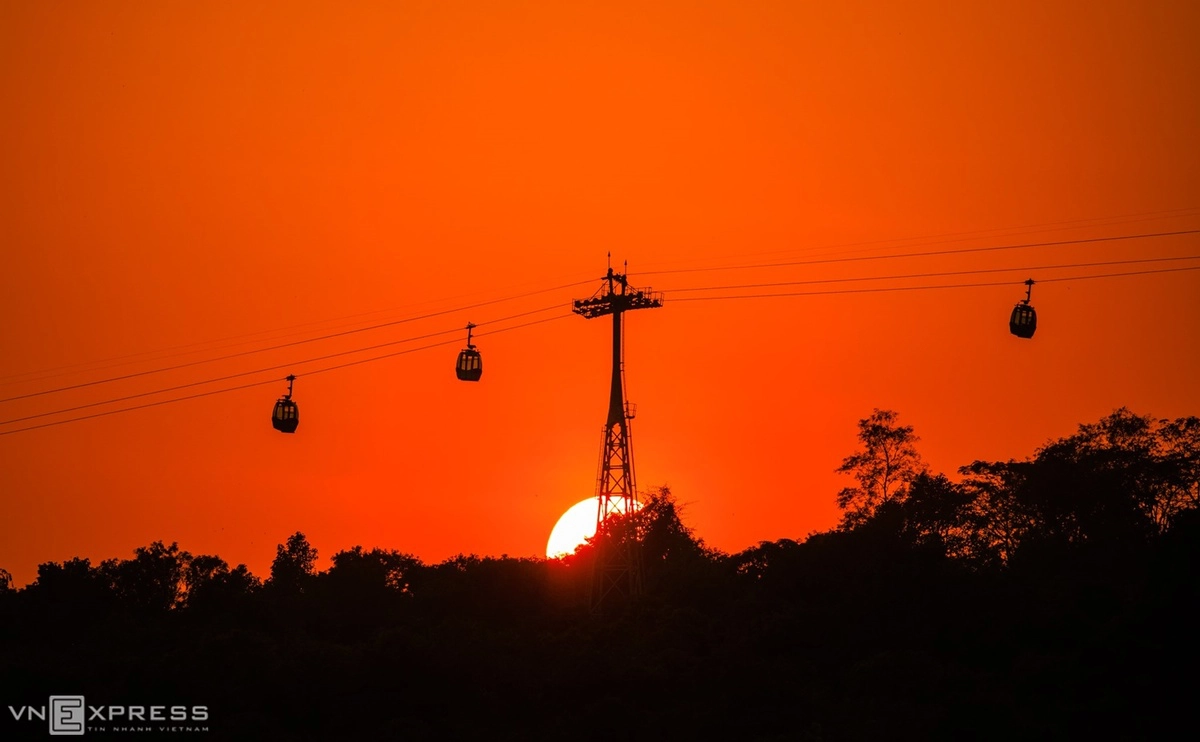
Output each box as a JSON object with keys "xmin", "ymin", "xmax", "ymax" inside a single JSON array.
[{"xmin": 573, "ymin": 258, "xmax": 662, "ymax": 613}]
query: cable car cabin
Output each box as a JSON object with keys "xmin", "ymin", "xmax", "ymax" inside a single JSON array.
[
  {"xmin": 456, "ymin": 348, "xmax": 483, "ymax": 381},
  {"xmin": 272, "ymin": 398, "xmax": 299, "ymax": 433},
  {"xmin": 1009, "ymin": 303, "xmax": 1037, "ymax": 339}
]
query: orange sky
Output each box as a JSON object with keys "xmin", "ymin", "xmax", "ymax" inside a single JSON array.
[{"xmin": 2, "ymin": 1, "xmax": 1198, "ymax": 586}]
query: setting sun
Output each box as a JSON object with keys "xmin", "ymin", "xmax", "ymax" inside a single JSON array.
[{"xmin": 546, "ymin": 497, "xmax": 643, "ymax": 558}]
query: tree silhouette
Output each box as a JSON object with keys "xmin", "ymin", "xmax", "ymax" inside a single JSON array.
[
  {"xmin": 312, "ymin": 546, "xmax": 422, "ymax": 633},
  {"xmin": 1157, "ymin": 415, "xmax": 1200, "ymax": 526},
  {"xmin": 0, "ymin": 567, "xmax": 11, "ymax": 594},
  {"xmin": 633, "ymin": 486, "xmax": 728, "ymax": 601},
  {"xmin": 958, "ymin": 409, "xmax": 1200, "ymax": 564},
  {"xmin": 836, "ymin": 409, "xmax": 926, "ymax": 528},
  {"xmin": 109, "ymin": 540, "xmax": 191, "ymax": 612},
  {"xmin": 23, "ymin": 557, "xmax": 117, "ymax": 625},
  {"xmin": 184, "ymin": 553, "xmax": 261, "ymax": 615},
  {"xmin": 269, "ymin": 531, "xmax": 318, "ymax": 594},
  {"xmin": 559, "ymin": 486, "xmax": 726, "ymax": 609},
  {"xmin": 327, "ymin": 545, "xmax": 419, "ymax": 594},
  {"xmin": 186, "ymin": 553, "xmax": 233, "ymax": 599},
  {"xmin": 898, "ymin": 472, "xmax": 981, "ymax": 560},
  {"xmin": 1064, "ymin": 408, "xmax": 1200, "ymax": 533},
  {"xmin": 729, "ymin": 538, "xmax": 803, "ymax": 582}
]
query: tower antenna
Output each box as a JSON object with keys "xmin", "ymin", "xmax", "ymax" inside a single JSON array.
[{"xmin": 573, "ymin": 260, "xmax": 663, "ymax": 613}]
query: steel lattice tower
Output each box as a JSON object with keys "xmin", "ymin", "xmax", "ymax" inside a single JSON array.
[{"xmin": 573, "ymin": 262, "xmax": 662, "ymax": 613}]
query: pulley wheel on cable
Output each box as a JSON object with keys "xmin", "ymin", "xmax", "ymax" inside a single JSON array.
[
  {"xmin": 1009, "ymin": 278, "xmax": 1037, "ymax": 339},
  {"xmin": 271, "ymin": 374, "xmax": 300, "ymax": 433},
  {"xmin": 456, "ymin": 323, "xmax": 483, "ymax": 381}
]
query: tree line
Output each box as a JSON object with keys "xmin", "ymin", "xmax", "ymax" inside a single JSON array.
[{"xmin": 1, "ymin": 407, "xmax": 1196, "ymax": 740}]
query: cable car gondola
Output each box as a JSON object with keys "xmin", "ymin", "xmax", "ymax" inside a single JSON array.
[
  {"xmin": 1009, "ymin": 278, "xmax": 1037, "ymax": 339},
  {"xmin": 455, "ymin": 323, "xmax": 483, "ymax": 381},
  {"xmin": 272, "ymin": 374, "xmax": 300, "ymax": 433}
]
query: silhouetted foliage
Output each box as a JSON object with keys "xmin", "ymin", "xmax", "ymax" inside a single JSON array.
[
  {"xmin": 308, "ymin": 546, "xmax": 421, "ymax": 636},
  {"xmin": 635, "ymin": 486, "xmax": 730, "ymax": 600},
  {"xmin": 185, "ymin": 553, "xmax": 261, "ymax": 617},
  {"xmin": 108, "ymin": 540, "xmax": 190, "ymax": 612},
  {"xmin": 2, "ymin": 409, "xmax": 1196, "ymax": 740},
  {"xmin": 836, "ymin": 408, "xmax": 926, "ymax": 528},
  {"xmin": 953, "ymin": 408, "xmax": 1200, "ymax": 566},
  {"xmin": 638, "ymin": 487, "xmax": 708, "ymax": 561},
  {"xmin": 729, "ymin": 537, "xmax": 803, "ymax": 581},
  {"xmin": 899, "ymin": 472, "xmax": 981, "ymax": 558},
  {"xmin": 269, "ymin": 530, "xmax": 318, "ymax": 594},
  {"xmin": 27, "ymin": 556, "xmax": 115, "ymax": 608}
]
